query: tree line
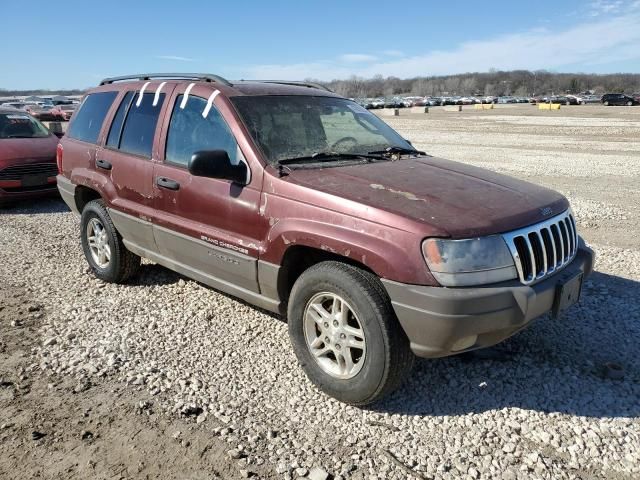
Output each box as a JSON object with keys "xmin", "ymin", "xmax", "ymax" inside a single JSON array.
[
  {"xmin": 3, "ymin": 70, "xmax": 640, "ymax": 99},
  {"xmin": 322, "ymin": 70, "xmax": 640, "ymax": 98}
]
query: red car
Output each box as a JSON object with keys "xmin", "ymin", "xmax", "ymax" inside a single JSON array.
[
  {"xmin": 57, "ymin": 74, "xmax": 593, "ymax": 404},
  {"xmin": 0, "ymin": 108, "xmax": 60, "ymax": 206}
]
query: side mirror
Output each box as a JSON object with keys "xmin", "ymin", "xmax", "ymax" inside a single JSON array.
[{"xmin": 188, "ymin": 150, "xmax": 248, "ymax": 185}]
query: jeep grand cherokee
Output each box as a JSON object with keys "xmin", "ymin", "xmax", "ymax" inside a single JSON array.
[{"xmin": 57, "ymin": 73, "xmax": 595, "ymax": 405}]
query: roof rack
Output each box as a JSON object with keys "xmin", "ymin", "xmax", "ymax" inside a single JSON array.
[
  {"xmin": 251, "ymin": 80, "xmax": 333, "ymax": 92},
  {"xmin": 99, "ymin": 73, "xmax": 233, "ymax": 86}
]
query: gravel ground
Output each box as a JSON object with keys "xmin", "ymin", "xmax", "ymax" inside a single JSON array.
[{"xmin": 1, "ymin": 104, "xmax": 639, "ymax": 479}]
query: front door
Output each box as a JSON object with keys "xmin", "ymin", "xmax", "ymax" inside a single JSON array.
[{"xmin": 151, "ymin": 85, "xmax": 263, "ymax": 293}]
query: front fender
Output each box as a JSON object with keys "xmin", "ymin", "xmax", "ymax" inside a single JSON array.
[{"xmin": 261, "ymin": 217, "xmax": 436, "ymax": 285}]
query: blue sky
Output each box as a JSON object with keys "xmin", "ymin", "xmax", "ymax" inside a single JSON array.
[{"xmin": 1, "ymin": 0, "xmax": 639, "ymax": 90}]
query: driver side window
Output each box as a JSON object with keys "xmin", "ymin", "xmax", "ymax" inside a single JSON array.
[{"xmin": 165, "ymin": 94, "xmax": 239, "ymax": 168}]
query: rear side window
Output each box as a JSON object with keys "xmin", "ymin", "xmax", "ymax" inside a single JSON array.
[
  {"xmin": 165, "ymin": 95, "xmax": 238, "ymax": 167},
  {"xmin": 106, "ymin": 91, "xmax": 134, "ymax": 148},
  {"xmin": 67, "ymin": 91, "xmax": 117, "ymax": 144},
  {"xmin": 118, "ymin": 92, "xmax": 165, "ymax": 157}
]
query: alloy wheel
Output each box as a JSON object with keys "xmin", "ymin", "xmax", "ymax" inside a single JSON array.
[
  {"xmin": 303, "ymin": 292, "xmax": 366, "ymax": 379},
  {"xmin": 86, "ymin": 218, "xmax": 111, "ymax": 268}
]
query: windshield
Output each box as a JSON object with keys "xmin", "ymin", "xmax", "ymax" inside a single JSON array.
[
  {"xmin": 0, "ymin": 113, "xmax": 51, "ymax": 139},
  {"xmin": 231, "ymin": 95, "xmax": 414, "ymax": 164}
]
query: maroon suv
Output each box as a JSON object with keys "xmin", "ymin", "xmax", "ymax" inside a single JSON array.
[
  {"xmin": 57, "ymin": 74, "xmax": 594, "ymax": 404},
  {"xmin": 0, "ymin": 108, "xmax": 59, "ymax": 205}
]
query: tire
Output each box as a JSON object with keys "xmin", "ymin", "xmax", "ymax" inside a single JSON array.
[
  {"xmin": 627, "ymin": 101, "xmax": 633, "ymax": 106},
  {"xmin": 80, "ymin": 199, "xmax": 140, "ymax": 283},
  {"xmin": 287, "ymin": 261, "xmax": 414, "ymax": 405},
  {"xmin": 604, "ymin": 101, "xmax": 609, "ymax": 106}
]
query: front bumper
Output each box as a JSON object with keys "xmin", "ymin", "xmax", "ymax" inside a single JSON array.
[
  {"xmin": 0, "ymin": 181, "xmax": 58, "ymax": 206},
  {"xmin": 382, "ymin": 246, "xmax": 595, "ymax": 358}
]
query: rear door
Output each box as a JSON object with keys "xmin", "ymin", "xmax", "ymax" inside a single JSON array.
[
  {"xmin": 97, "ymin": 82, "xmax": 174, "ymax": 254},
  {"xmin": 151, "ymin": 84, "xmax": 264, "ymax": 293}
]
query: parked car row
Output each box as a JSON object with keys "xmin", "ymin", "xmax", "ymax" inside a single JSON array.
[
  {"xmin": 0, "ymin": 100, "xmax": 78, "ymax": 121},
  {"xmin": 357, "ymin": 95, "xmax": 533, "ymax": 108},
  {"xmin": 355, "ymin": 92, "xmax": 640, "ymax": 109}
]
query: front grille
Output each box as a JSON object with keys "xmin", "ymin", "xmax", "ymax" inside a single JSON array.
[
  {"xmin": 0, "ymin": 163, "xmax": 58, "ymax": 180},
  {"xmin": 502, "ymin": 209, "xmax": 578, "ymax": 285}
]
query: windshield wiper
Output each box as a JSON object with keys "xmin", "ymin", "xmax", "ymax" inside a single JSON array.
[
  {"xmin": 278, "ymin": 151, "xmax": 384, "ymax": 166},
  {"xmin": 7, "ymin": 135, "xmax": 37, "ymax": 139},
  {"xmin": 367, "ymin": 146, "xmax": 426, "ymax": 156}
]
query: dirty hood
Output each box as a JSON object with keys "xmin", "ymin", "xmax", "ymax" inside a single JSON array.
[{"xmin": 287, "ymin": 156, "xmax": 569, "ymax": 238}]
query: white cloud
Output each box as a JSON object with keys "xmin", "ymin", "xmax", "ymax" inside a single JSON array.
[
  {"xmin": 589, "ymin": 0, "xmax": 624, "ymax": 16},
  {"xmin": 339, "ymin": 54, "xmax": 378, "ymax": 63},
  {"xmin": 382, "ymin": 49, "xmax": 405, "ymax": 57},
  {"xmin": 155, "ymin": 55, "xmax": 196, "ymax": 62},
  {"xmin": 243, "ymin": 13, "xmax": 640, "ymax": 80}
]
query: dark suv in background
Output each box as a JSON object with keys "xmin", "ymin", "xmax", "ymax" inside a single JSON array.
[
  {"xmin": 57, "ymin": 73, "xmax": 594, "ymax": 404},
  {"xmin": 601, "ymin": 93, "xmax": 639, "ymax": 106}
]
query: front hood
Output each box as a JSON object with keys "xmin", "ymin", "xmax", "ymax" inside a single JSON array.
[
  {"xmin": 286, "ymin": 157, "xmax": 569, "ymax": 238},
  {"xmin": 0, "ymin": 135, "xmax": 58, "ymax": 166}
]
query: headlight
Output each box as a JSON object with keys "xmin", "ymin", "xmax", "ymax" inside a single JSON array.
[{"xmin": 422, "ymin": 236, "xmax": 517, "ymax": 287}]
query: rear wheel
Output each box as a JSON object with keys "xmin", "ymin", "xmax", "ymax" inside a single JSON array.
[
  {"xmin": 80, "ymin": 199, "xmax": 140, "ymax": 283},
  {"xmin": 287, "ymin": 261, "xmax": 414, "ymax": 405}
]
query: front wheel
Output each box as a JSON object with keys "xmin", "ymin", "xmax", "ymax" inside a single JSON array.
[
  {"xmin": 287, "ymin": 261, "xmax": 414, "ymax": 405},
  {"xmin": 80, "ymin": 199, "xmax": 140, "ymax": 283},
  {"xmin": 627, "ymin": 101, "xmax": 633, "ymax": 106},
  {"xmin": 604, "ymin": 101, "xmax": 609, "ymax": 106}
]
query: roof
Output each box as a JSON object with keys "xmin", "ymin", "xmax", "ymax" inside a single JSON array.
[
  {"xmin": 226, "ymin": 81, "xmax": 339, "ymax": 97},
  {"xmin": 96, "ymin": 73, "xmax": 338, "ymax": 98}
]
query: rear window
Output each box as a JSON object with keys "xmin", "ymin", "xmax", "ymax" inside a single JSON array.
[
  {"xmin": 118, "ymin": 92, "xmax": 164, "ymax": 157},
  {"xmin": 67, "ymin": 91, "xmax": 117, "ymax": 144}
]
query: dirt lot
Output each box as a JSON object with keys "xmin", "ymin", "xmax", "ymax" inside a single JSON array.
[{"xmin": 1, "ymin": 104, "xmax": 639, "ymax": 479}]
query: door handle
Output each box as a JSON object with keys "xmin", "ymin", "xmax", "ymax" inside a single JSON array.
[
  {"xmin": 96, "ymin": 159, "xmax": 112, "ymax": 170},
  {"xmin": 156, "ymin": 177, "xmax": 180, "ymax": 191}
]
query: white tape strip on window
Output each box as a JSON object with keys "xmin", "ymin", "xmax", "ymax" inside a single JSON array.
[
  {"xmin": 136, "ymin": 81, "xmax": 150, "ymax": 107},
  {"xmin": 180, "ymin": 83, "xmax": 196, "ymax": 109},
  {"xmin": 153, "ymin": 82, "xmax": 166, "ymax": 107},
  {"xmin": 202, "ymin": 90, "xmax": 220, "ymax": 118}
]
